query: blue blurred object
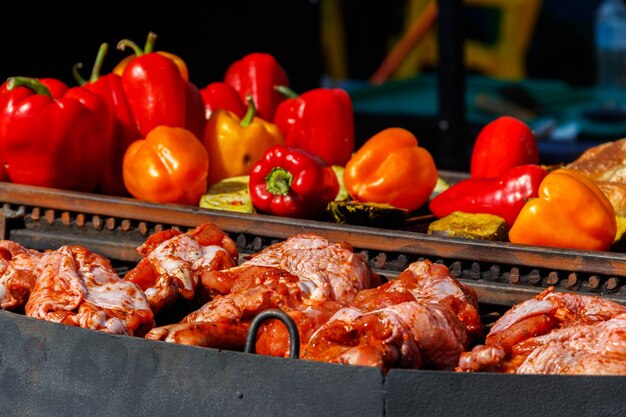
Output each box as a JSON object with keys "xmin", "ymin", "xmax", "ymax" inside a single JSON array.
[{"xmin": 337, "ymin": 73, "xmax": 626, "ymax": 164}]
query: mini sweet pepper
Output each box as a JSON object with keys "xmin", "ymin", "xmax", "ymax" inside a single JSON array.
[
  {"xmin": 429, "ymin": 164, "xmax": 548, "ymax": 227},
  {"xmin": 273, "ymin": 86, "xmax": 354, "ymax": 166},
  {"xmin": 343, "ymin": 127, "xmax": 437, "ymax": 212},
  {"xmin": 509, "ymin": 168, "xmax": 617, "ymax": 251},
  {"xmin": 204, "ymin": 96, "xmax": 284, "ymax": 186},
  {"xmin": 224, "ymin": 52, "xmax": 289, "ymax": 121},
  {"xmin": 249, "ymin": 145, "xmax": 339, "ymax": 219},
  {"xmin": 122, "ymin": 126, "xmax": 209, "ymax": 206}
]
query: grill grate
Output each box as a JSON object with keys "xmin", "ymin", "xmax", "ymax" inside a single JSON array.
[{"xmin": 1, "ymin": 194, "xmax": 626, "ymax": 308}]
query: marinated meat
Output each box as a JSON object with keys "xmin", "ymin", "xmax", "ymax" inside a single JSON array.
[
  {"xmin": 301, "ymin": 260, "xmax": 483, "ymax": 372},
  {"xmin": 145, "ymin": 234, "xmax": 380, "ymax": 354},
  {"xmin": 566, "ymin": 138, "xmax": 626, "ymax": 183},
  {"xmin": 457, "ymin": 287, "xmax": 626, "ymax": 374},
  {"xmin": 25, "ymin": 245, "xmax": 154, "ymax": 336},
  {"xmin": 566, "ymin": 138, "xmax": 626, "ymax": 215},
  {"xmin": 124, "ymin": 222, "xmax": 238, "ymax": 314},
  {"xmin": 0, "ymin": 240, "xmax": 43, "ymax": 310}
]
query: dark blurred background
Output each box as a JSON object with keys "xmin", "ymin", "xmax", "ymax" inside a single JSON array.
[
  {"xmin": 0, "ymin": 1, "xmax": 602, "ymax": 90},
  {"xmin": 0, "ymin": 0, "xmax": 615, "ymax": 170},
  {"xmin": 0, "ymin": 1, "xmax": 323, "ymax": 93}
]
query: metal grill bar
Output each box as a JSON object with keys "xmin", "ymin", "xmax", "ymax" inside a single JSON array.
[{"xmin": 1, "ymin": 182, "xmax": 626, "ymax": 307}]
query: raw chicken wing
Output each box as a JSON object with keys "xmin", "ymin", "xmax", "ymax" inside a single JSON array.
[
  {"xmin": 302, "ymin": 260, "xmax": 483, "ymax": 372},
  {"xmin": 125, "ymin": 222, "xmax": 238, "ymax": 314},
  {"xmin": 457, "ymin": 287, "xmax": 626, "ymax": 374},
  {"xmin": 145, "ymin": 234, "xmax": 379, "ymax": 354},
  {"xmin": 0, "ymin": 240, "xmax": 43, "ymax": 311}
]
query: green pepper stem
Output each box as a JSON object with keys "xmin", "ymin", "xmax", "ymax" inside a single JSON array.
[
  {"xmin": 89, "ymin": 43, "xmax": 109, "ymax": 83},
  {"xmin": 72, "ymin": 62, "xmax": 87, "ymax": 86},
  {"xmin": 117, "ymin": 39, "xmax": 143, "ymax": 56},
  {"xmin": 265, "ymin": 167, "xmax": 293, "ymax": 196},
  {"xmin": 274, "ymin": 85, "xmax": 299, "ymax": 99},
  {"xmin": 144, "ymin": 32, "xmax": 158, "ymax": 54},
  {"xmin": 240, "ymin": 95, "xmax": 257, "ymax": 128},
  {"xmin": 7, "ymin": 76, "xmax": 52, "ymax": 98}
]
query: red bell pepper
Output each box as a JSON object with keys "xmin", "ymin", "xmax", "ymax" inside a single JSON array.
[
  {"xmin": 0, "ymin": 77, "xmax": 107, "ymax": 192},
  {"xmin": 114, "ymin": 32, "xmax": 189, "ymax": 81},
  {"xmin": 0, "ymin": 77, "xmax": 68, "ymax": 97},
  {"xmin": 429, "ymin": 164, "xmax": 548, "ymax": 226},
  {"xmin": 470, "ymin": 116, "xmax": 539, "ymax": 178},
  {"xmin": 224, "ymin": 52, "xmax": 289, "ymax": 121},
  {"xmin": 73, "ymin": 43, "xmax": 140, "ymax": 196},
  {"xmin": 185, "ymin": 80, "xmax": 207, "ymax": 140},
  {"xmin": 249, "ymin": 145, "xmax": 339, "ymax": 219},
  {"xmin": 273, "ymin": 86, "xmax": 355, "ymax": 166},
  {"xmin": 117, "ymin": 34, "xmax": 205, "ymax": 139},
  {"xmin": 64, "ymin": 85, "xmax": 113, "ymax": 190},
  {"xmin": 200, "ymin": 81, "xmax": 246, "ymax": 120}
]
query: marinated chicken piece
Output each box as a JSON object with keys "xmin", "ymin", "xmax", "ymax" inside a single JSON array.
[
  {"xmin": 25, "ymin": 245, "xmax": 154, "ymax": 337},
  {"xmin": 0, "ymin": 240, "xmax": 43, "ymax": 310},
  {"xmin": 145, "ymin": 234, "xmax": 380, "ymax": 354},
  {"xmin": 125, "ymin": 222, "xmax": 238, "ymax": 314},
  {"xmin": 457, "ymin": 287, "xmax": 626, "ymax": 374},
  {"xmin": 301, "ymin": 260, "xmax": 483, "ymax": 372},
  {"xmin": 201, "ymin": 234, "xmax": 378, "ymax": 300}
]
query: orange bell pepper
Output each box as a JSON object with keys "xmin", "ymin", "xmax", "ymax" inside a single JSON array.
[
  {"xmin": 509, "ymin": 168, "xmax": 617, "ymax": 251},
  {"xmin": 122, "ymin": 126, "xmax": 209, "ymax": 205},
  {"xmin": 343, "ymin": 127, "xmax": 437, "ymax": 212},
  {"xmin": 203, "ymin": 96, "xmax": 283, "ymax": 186}
]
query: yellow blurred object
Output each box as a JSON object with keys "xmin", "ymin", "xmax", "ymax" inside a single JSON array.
[{"xmin": 321, "ymin": 0, "xmax": 543, "ymax": 82}]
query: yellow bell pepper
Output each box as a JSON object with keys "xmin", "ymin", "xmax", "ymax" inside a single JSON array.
[
  {"xmin": 509, "ymin": 168, "xmax": 617, "ymax": 251},
  {"xmin": 203, "ymin": 96, "xmax": 283, "ymax": 186}
]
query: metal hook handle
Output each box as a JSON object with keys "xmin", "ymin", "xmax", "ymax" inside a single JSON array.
[{"xmin": 244, "ymin": 309, "xmax": 300, "ymax": 359}]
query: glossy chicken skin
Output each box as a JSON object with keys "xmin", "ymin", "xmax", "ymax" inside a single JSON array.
[
  {"xmin": 145, "ymin": 234, "xmax": 380, "ymax": 354},
  {"xmin": 457, "ymin": 287, "xmax": 626, "ymax": 374},
  {"xmin": 124, "ymin": 222, "xmax": 238, "ymax": 314},
  {"xmin": 301, "ymin": 260, "xmax": 483, "ymax": 372},
  {"xmin": 0, "ymin": 240, "xmax": 43, "ymax": 310},
  {"xmin": 25, "ymin": 245, "xmax": 154, "ymax": 336}
]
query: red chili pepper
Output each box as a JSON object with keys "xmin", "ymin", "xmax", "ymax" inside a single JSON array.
[
  {"xmin": 470, "ymin": 116, "xmax": 539, "ymax": 178},
  {"xmin": 73, "ymin": 43, "xmax": 140, "ymax": 196},
  {"xmin": 117, "ymin": 34, "xmax": 205, "ymax": 139},
  {"xmin": 200, "ymin": 81, "xmax": 246, "ymax": 120},
  {"xmin": 249, "ymin": 145, "xmax": 339, "ymax": 219},
  {"xmin": 273, "ymin": 86, "xmax": 355, "ymax": 166},
  {"xmin": 429, "ymin": 164, "xmax": 548, "ymax": 226},
  {"xmin": 224, "ymin": 52, "xmax": 289, "ymax": 121},
  {"xmin": 0, "ymin": 77, "xmax": 107, "ymax": 192}
]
